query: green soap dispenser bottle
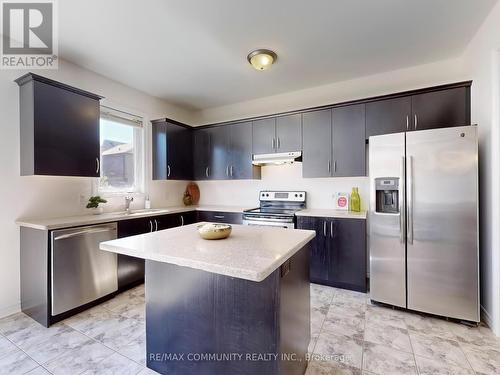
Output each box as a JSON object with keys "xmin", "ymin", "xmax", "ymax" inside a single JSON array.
[{"xmin": 350, "ymin": 187, "xmax": 361, "ymax": 212}]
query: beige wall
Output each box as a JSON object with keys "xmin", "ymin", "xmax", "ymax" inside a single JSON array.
[
  {"xmin": 461, "ymin": 0, "xmax": 500, "ymax": 334},
  {"xmin": 0, "ymin": 60, "xmax": 191, "ymax": 317},
  {"xmin": 191, "ymin": 58, "xmax": 467, "ymax": 126}
]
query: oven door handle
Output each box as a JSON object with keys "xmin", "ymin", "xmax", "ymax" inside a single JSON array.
[{"xmin": 242, "ymin": 219, "xmax": 294, "ymax": 229}]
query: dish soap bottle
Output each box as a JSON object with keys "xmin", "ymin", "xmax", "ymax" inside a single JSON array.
[{"xmin": 350, "ymin": 187, "xmax": 361, "ymax": 212}]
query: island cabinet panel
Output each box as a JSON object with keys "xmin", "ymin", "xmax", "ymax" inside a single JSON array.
[
  {"xmin": 196, "ymin": 210, "xmax": 243, "ymax": 224},
  {"xmin": 193, "ymin": 128, "xmax": 211, "ymax": 180},
  {"xmin": 145, "ymin": 244, "xmax": 310, "ymax": 375},
  {"xmin": 332, "ymin": 104, "xmax": 366, "ymax": 177},
  {"xmin": 252, "ymin": 118, "xmax": 276, "ymax": 154},
  {"xmin": 16, "ymin": 73, "xmax": 102, "ymax": 177},
  {"xmin": 302, "ymin": 109, "xmax": 332, "ymax": 178},
  {"xmin": 297, "ymin": 216, "xmax": 367, "ymax": 292},
  {"xmin": 152, "ymin": 120, "xmax": 193, "ymax": 180}
]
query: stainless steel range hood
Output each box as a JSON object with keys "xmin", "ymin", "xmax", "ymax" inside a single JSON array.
[{"xmin": 252, "ymin": 151, "xmax": 302, "ymax": 166}]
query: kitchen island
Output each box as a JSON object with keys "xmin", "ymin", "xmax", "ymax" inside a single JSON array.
[{"xmin": 100, "ymin": 223, "xmax": 315, "ymax": 375}]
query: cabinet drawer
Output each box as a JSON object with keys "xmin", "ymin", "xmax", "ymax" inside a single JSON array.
[{"xmin": 197, "ymin": 211, "xmax": 243, "ymax": 224}]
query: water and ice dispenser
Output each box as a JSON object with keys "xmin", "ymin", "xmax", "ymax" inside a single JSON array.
[{"xmin": 375, "ymin": 178, "xmax": 399, "ymax": 214}]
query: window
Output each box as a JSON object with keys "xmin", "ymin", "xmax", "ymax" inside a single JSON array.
[{"xmin": 99, "ymin": 106, "xmax": 144, "ymax": 193}]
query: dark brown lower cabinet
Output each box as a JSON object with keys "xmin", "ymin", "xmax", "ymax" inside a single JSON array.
[
  {"xmin": 117, "ymin": 211, "xmax": 197, "ymax": 291},
  {"xmin": 196, "ymin": 210, "xmax": 243, "ymax": 224},
  {"xmin": 297, "ymin": 216, "xmax": 367, "ymax": 292}
]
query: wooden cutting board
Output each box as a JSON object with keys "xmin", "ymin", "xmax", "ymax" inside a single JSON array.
[{"xmin": 186, "ymin": 182, "xmax": 200, "ymax": 204}]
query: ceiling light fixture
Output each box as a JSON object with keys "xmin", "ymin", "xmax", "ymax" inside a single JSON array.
[{"xmin": 247, "ymin": 49, "xmax": 277, "ymax": 71}]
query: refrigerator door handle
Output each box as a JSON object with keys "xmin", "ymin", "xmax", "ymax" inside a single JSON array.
[
  {"xmin": 400, "ymin": 156, "xmax": 406, "ymax": 243},
  {"xmin": 407, "ymin": 155, "xmax": 414, "ymax": 244}
]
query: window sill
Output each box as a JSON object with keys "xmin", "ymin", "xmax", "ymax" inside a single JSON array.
[{"xmin": 98, "ymin": 191, "xmax": 146, "ymax": 198}]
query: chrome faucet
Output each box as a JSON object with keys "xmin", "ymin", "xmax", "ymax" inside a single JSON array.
[{"xmin": 125, "ymin": 196, "xmax": 134, "ymax": 213}]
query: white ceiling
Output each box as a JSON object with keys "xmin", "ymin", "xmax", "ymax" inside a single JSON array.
[{"xmin": 59, "ymin": 0, "xmax": 497, "ymax": 110}]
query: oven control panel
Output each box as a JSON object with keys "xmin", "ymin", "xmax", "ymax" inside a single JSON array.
[{"xmin": 259, "ymin": 191, "xmax": 306, "ymax": 202}]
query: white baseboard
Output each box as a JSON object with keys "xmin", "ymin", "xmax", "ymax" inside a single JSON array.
[{"xmin": 0, "ymin": 303, "xmax": 20, "ymax": 319}]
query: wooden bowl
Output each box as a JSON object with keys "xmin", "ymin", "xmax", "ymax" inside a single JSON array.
[{"xmin": 197, "ymin": 223, "xmax": 232, "ymax": 240}]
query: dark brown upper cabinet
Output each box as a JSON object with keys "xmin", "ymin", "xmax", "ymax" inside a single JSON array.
[
  {"xmin": 207, "ymin": 126, "xmax": 230, "ymax": 180},
  {"xmin": 411, "ymin": 87, "xmax": 469, "ymax": 131},
  {"xmin": 252, "ymin": 114, "xmax": 302, "ymax": 154},
  {"xmin": 366, "ymin": 84, "xmax": 471, "ymax": 139},
  {"xmin": 252, "ymin": 118, "xmax": 276, "ymax": 154},
  {"xmin": 16, "ymin": 73, "xmax": 103, "ymax": 177},
  {"xmin": 193, "ymin": 128, "xmax": 211, "ymax": 180},
  {"xmin": 228, "ymin": 121, "xmax": 260, "ymax": 180},
  {"xmin": 366, "ymin": 97, "xmax": 412, "ymax": 138},
  {"xmin": 332, "ymin": 104, "xmax": 366, "ymax": 177},
  {"xmin": 302, "ymin": 109, "xmax": 332, "ymax": 178},
  {"xmin": 276, "ymin": 114, "xmax": 302, "ymax": 152},
  {"xmin": 151, "ymin": 119, "xmax": 193, "ymax": 180},
  {"xmin": 192, "ymin": 124, "xmax": 259, "ymax": 181},
  {"xmin": 303, "ymin": 105, "xmax": 365, "ymax": 178}
]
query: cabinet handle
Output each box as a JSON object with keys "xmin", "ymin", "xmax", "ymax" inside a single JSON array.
[
  {"xmin": 277, "ymin": 137, "xmax": 280, "ymax": 149},
  {"xmin": 414, "ymin": 114, "xmax": 418, "ymax": 130},
  {"xmin": 230, "ymin": 165, "xmax": 233, "ymax": 177},
  {"xmin": 406, "ymin": 115, "xmax": 409, "ymax": 131},
  {"xmin": 206, "ymin": 166, "xmax": 209, "ymax": 178},
  {"xmin": 328, "ymin": 160, "xmax": 331, "ymax": 173},
  {"xmin": 226, "ymin": 165, "xmax": 229, "ymax": 176},
  {"xmin": 333, "ymin": 160, "xmax": 337, "ymax": 173},
  {"xmin": 330, "ymin": 221, "xmax": 334, "ymax": 238},
  {"xmin": 167, "ymin": 165, "xmax": 171, "ymax": 177},
  {"xmin": 155, "ymin": 219, "xmax": 158, "ymax": 232},
  {"xmin": 323, "ymin": 221, "xmax": 327, "ymax": 237},
  {"xmin": 95, "ymin": 158, "xmax": 100, "ymax": 174},
  {"xmin": 272, "ymin": 138, "xmax": 276, "ymax": 150},
  {"xmin": 214, "ymin": 215, "xmax": 225, "ymax": 219},
  {"xmin": 180, "ymin": 215, "xmax": 184, "ymax": 226},
  {"xmin": 149, "ymin": 220, "xmax": 153, "ymax": 232}
]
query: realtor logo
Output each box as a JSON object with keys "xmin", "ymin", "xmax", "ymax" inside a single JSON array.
[{"xmin": 1, "ymin": 0, "xmax": 58, "ymax": 69}]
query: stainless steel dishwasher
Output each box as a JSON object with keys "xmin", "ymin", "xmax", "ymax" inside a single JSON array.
[{"xmin": 51, "ymin": 223, "xmax": 118, "ymax": 315}]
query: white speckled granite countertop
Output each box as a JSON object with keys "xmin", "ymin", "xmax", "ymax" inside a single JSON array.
[
  {"xmin": 295, "ymin": 209, "xmax": 367, "ymax": 219},
  {"xmin": 100, "ymin": 223, "xmax": 315, "ymax": 282},
  {"xmin": 16, "ymin": 205, "xmax": 253, "ymax": 230}
]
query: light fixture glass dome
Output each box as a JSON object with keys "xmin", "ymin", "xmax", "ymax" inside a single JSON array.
[{"xmin": 247, "ymin": 49, "xmax": 277, "ymax": 71}]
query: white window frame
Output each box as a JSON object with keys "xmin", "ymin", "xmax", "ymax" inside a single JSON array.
[{"xmin": 97, "ymin": 105, "xmax": 145, "ymax": 195}]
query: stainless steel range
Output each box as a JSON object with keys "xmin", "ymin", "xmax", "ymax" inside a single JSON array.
[{"xmin": 243, "ymin": 191, "xmax": 306, "ymax": 229}]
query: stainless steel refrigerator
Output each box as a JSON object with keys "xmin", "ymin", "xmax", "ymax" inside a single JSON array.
[{"xmin": 369, "ymin": 125, "xmax": 479, "ymax": 322}]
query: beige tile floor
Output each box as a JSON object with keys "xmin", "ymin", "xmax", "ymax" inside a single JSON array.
[
  {"xmin": 308, "ymin": 284, "xmax": 500, "ymax": 375},
  {"xmin": 0, "ymin": 283, "xmax": 499, "ymax": 374}
]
